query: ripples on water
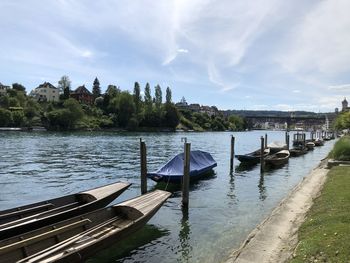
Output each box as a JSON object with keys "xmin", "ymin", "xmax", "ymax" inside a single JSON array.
[{"xmin": 0, "ymin": 131, "xmax": 335, "ymax": 263}]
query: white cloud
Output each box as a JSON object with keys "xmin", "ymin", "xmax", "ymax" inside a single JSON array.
[{"xmin": 328, "ymin": 84, "xmax": 350, "ymax": 91}]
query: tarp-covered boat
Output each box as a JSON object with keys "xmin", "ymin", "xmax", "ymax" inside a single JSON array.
[
  {"xmin": 0, "ymin": 182, "xmax": 131, "ymax": 240},
  {"xmin": 0, "ymin": 190, "xmax": 171, "ymax": 263},
  {"xmin": 147, "ymin": 150, "xmax": 217, "ymax": 183},
  {"xmin": 235, "ymin": 148, "xmax": 270, "ymax": 164},
  {"xmin": 267, "ymin": 141, "xmax": 288, "ymax": 154}
]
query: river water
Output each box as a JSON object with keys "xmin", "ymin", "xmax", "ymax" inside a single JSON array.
[{"xmin": 0, "ymin": 131, "xmax": 335, "ymax": 262}]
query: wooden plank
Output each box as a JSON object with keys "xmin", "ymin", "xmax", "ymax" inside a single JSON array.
[
  {"xmin": 0, "ymin": 219, "xmax": 91, "ymax": 254},
  {"xmin": 0, "ymin": 203, "xmax": 55, "ymax": 221}
]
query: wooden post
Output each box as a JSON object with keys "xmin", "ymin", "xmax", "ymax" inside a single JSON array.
[
  {"xmin": 182, "ymin": 142, "xmax": 191, "ymax": 208},
  {"xmin": 230, "ymin": 136, "xmax": 235, "ymax": 171},
  {"xmin": 140, "ymin": 138, "xmax": 147, "ymax": 194},
  {"xmin": 287, "ymin": 134, "xmax": 290, "ymax": 150},
  {"xmin": 303, "ymin": 133, "xmax": 306, "ymax": 146},
  {"xmin": 264, "ymin": 133, "xmax": 267, "ymax": 149},
  {"xmin": 260, "ymin": 136, "xmax": 265, "ymax": 173},
  {"xmin": 285, "ymin": 131, "xmax": 288, "ymax": 145}
]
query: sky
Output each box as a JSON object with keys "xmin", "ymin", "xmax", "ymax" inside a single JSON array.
[{"xmin": 1, "ymin": 0, "xmax": 350, "ymax": 112}]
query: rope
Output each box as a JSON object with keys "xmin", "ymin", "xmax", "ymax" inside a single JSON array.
[{"xmin": 164, "ymin": 173, "xmax": 171, "ymax": 191}]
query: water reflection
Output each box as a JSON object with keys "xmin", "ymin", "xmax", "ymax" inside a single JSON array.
[
  {"xmin": 258, "ymin": 174, "xmax": 267, "ymax": 201},
  {"xmin": 178, "ymin": 208, "xmax": 192, "ymax": 263},
  {"xmin": 85, "ymin": 224, "xmax": 168, "ymax": 263}
]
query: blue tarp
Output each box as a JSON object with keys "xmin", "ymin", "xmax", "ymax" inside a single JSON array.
[{"xmin": 147, "ymin": 150, "xmax": 217, "ymax": 183}]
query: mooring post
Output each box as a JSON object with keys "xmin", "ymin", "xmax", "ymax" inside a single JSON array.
[
  {"xmin": 230, "ymin": 135, "xmax": 235, "ymax": 171},
  {"xmin": 285, "ymin": 131, "xmax": 288, "ymax": 145},
  {"xmin": 182, "ymin": 142, "xmax": 191, "ymax": 208},
  {"xmin": 287, "ymin": 134, "xmax": 290, "ymax": 150},
  {"xmin": 260, "ymin": 136, "xmax": 265, "ymax": 173},
  {"xmin": 140, "ymin": 138, "xmax": 147, "ymax": 194},
  {"xmin": 303, "ymin": 133, "xmax": 306, "ymax": 146},
  {"xmin": 264, "ymin": 133, "xmax": 268, "ymax": 149}
]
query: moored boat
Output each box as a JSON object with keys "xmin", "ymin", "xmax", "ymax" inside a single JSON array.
[
  {"xmin": 147, "ymin": 150, "xmax": 217, "ymax": 183},
  {"xmin": 264, "ymin": 150, "xmax": 290, "ymax": 167},
  {"xmin": 306, "ymin": 141, "xmax": 315, "ymax": 150},
  {"xmin": 235, "ymin": 148, "xmax": 270, "ymax": 164},
  {"xmin": 314, "ymin": 138, "xmax": 324, "ymax": 146},
  {"xmin": 290, "ymin": 146, "xmax": 308, "ymax": 157},
  {"xmin": 267, "ymin": 141, "xmax": 287, "ymax": 154},
  {"xmin": 0, "ymin": 190, "xmax": 171, "ymax": 263},
  {"xmin": 0, "ymin": 182, "xmax": 131, "ymax": 240}
]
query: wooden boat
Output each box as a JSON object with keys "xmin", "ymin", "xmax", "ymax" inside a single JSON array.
[
  {"xmin": 0, "ymin": 182, "xmax": 131, "ymax": 240},
  {"xmin": 306, "ymin": 142, "xmax": 315, "ymax": 150},
  {"xmin": 314, "ymin": 138, "xmax": 324, "ymax": 146},
  {"xmin": 147, "ymin": 150, "xmax": 217, "ymax": 183},
  {"xmin": 267, "ymin": 142, "xmax": 287, "ymax": 154},
  {"xmin": 264, "ymin": 150, "xmax": 290, "ymax": 166},
  {"xmin": 0, "ymin": 190, "xmax": 171, "ymax": 263},
  {"xmin": 290, "ymin": 146, "xmax": 308, "ymax": 157},
  {"xmin": 235, "ymin": 148, "xmax": 270, "ymax": 164}
]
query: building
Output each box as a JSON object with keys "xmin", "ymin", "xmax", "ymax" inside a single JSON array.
[
  {"xmin": 70, "ymin": 85, "xmax": 94, "ymax": 105},
  {"xmin": 342, "ymin": 97, "xmax": 350, "ymax": 112},
  {"xmin": 30, "ymin": 82, "xmax": 59, "ymax": 102},
  {"xmin": 0, "ymin": 83, "xmax": 10, "ymax": 96}
]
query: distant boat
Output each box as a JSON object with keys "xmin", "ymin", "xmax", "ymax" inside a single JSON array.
[
  {"xmin": 267, "ymin": 141, "xmax": 287, "ymax": 154},
  {"xmin": 265, "ymin": 150, "xmax": 290, "ymax": 167},
  {"xmin": 0, "ymin": 182, "xmax": 131, "ymax": 240},
  {"xmin": 235, "ymin": 148, "xmax": 270, "ymax": 164},
  {"xmin": 306, "ymin": 142, "xmax": 315, "ymax": 150},
  {"xmin": 290, "ymin": 146, "xmax": 308, "ymax": 157},
  {"xmin": 314, "ymin": 138, "xmax": 324, "ymax": 146},
  {"xmin": 147, "ymin": 150, "xmax": 217, "ymax": 183},
  {"xmin": 0, "ymin": 190, "xmax": 171, "ymax": 263}
]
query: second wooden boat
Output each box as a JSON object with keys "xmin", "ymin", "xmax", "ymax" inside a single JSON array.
[
  {"xmin": 0, "ymin": 182, "xmax": 131, "ymax": 240},
  {"xmin": 0, "ymin": 190, "xmax": 171, "ymax": 263},
  {"xmin": 290, "ymin": 146, "xmax": 308, "ymax": 157},
  {"xmin": 235, "ymin": 148, "xmax": 270, "ymax": 164},
  {"xmin": 264, "ymin": 150, "xmax": 290, "ymax": 166}
]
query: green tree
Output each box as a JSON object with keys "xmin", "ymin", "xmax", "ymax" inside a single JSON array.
[
  {"xmin": 58, "ymin": 75, "xmax": 71, "ymax": 100},
  {"xmin": 11, "ymin": 110, "xmax": 24, "ymax": 126},
  {"xmin": 92, "ymin": 77, "xmax": 101, "ymax": 99},
  {"xmin": 133, "ymin": 82, "xmax": 141, "ymax": 114},
  {"xmin": 144, "ymin": 83, "xmax": 152, "ymax": 113},
  {"xmin": 154, "ymin": 85, "xmax": 162, "ymax": 111},
  {"xmin": 162, "ymin": 104, "xmax": 180, "ymax": 128},
  {"xmin": 8, "ymin": 97, "xmax": 19, "ymax": 107},
  {"xmin": 165, "ymin": 87, "xmax": 172, "ymax": 104},
  {"xmin": 0, "ymin": 108, "xmax": 12, "ymax": 126},
  {"xmin": 116, "ymin": 91, "xmax": 135, "ymax": 127},
  {"xmin": 12, "ymin": 83, "xmax": 26, "ymax": 93}
]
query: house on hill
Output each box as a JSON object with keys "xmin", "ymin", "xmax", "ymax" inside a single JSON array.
[
  {"xmin": 0, "ymin": 83, "xmax": 10, "ymax": 96},
  {"xmin": 70, "ymin": 85, "xmax": 94, "ymax": 105},
  {"xmin": 30, "ymin": 82, "xmax": 59, "ymax": 102}
]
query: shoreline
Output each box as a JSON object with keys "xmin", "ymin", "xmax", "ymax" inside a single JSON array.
[{"xmin": 224, "ymin": 159, "xmax": 329, "ymax": 263}]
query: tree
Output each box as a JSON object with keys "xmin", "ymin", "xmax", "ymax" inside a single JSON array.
[
  {"xmin": 162, "ymin": 104, "xmax": 180, "ymax": 128},
  {"xmin": 0, "ymin": 108, "xmax": 12, "ymax": 126},
  {"xmin": 58, "ymin": 75, "xmax": 71, "ymax": 99},
  {"xmin": 133, "ymin": 82, "xmax": 141, "ymax": 114},
  {"xmin": 116, "ymin": 91, "xmax": 135, "ymax": 127},
  {"xmin": 92, "ymin": 77, "xmax": 101, "ymax": 98},
  {"xmin": 144, "ymin": 83, "xmax": 152, "ymax": 113},
  {"xmin": 154, "ymin": 84, "xmax": 162, "ymax": 110},
  {"xmin": 12, "ymin": 83, "xmax": 26, "ymax": 93},
  {"xmin": 165, "ymin": 87, "xmax": 172, "ymax": 104}
]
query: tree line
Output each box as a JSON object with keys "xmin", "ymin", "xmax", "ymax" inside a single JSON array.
[{"xmin": 0, "ymin": 76, "xmax": 246, "ymax": 131}]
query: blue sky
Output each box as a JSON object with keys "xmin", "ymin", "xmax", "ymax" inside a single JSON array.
[{"xmin": 1, "ymin": 0, "xmax": 350, "ymax": 112}]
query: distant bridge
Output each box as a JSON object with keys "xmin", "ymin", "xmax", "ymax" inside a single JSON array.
[{"xmin": 244, "ymin": 114, "xmax": 337, "ymax": 129}]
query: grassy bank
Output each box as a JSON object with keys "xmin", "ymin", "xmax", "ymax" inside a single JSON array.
[
  {"xmin": 328, "ymin": 136, "xmax": 350, "ymax": 161},
  {"xmin": 290, "ymin": 166, "xmax": 350, "ymax": 262}
]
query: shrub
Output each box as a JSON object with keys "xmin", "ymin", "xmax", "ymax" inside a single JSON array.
[{"xmin": 329, "ymin": 136, "xmax": 350, "ymax": 161}]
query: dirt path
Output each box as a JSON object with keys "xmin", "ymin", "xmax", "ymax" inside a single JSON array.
[{"xmin": 224, "ymin": 161, "xmax": 329, "ymax": 263}]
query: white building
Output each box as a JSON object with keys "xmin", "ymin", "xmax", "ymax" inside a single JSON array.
[{"xmin": 30, "ymin": 82, "xmax": 59, "ymax": 102}]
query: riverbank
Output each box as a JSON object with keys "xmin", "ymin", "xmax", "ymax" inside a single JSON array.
[{"xmin": 225, "ymin": 159, "xmax": 329, "ymax": 263}]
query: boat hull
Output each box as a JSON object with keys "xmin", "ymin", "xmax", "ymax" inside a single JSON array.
[{"xmin": 0, "ymin": 182, "xmax": 131, "ymax": 240}]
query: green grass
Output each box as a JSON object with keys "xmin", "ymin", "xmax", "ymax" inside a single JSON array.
[
  {"xmin": 329, "ymin": 136, "xmax": 350, "ymax": 161},
  {"xmin": 290, "ymin": 166, "xmax": 350, "ymax": 262}
]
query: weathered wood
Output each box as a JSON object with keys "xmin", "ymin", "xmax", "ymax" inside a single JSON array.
[
  {"xmin": 286, "ymin": 134, "xmax": 290, "ymax": 150},
  {"xmin": 0, "ymin": 219, "xmax": 91, "ymax": 254},
  {"xmin": 230, "ymin": 136, "xmax": 235, "ymax": 171},
  {"xmin": 260, "ymin": 136, "xmax": 265, "ymax": 173},
  {"xmin": 182, "ymin": 142, "xmax": 191, "ymax": 208},
  {"xmin": 140, "ymin": 139, "xmax": 147, "ymax": 194},
  {"xmin": 0, "ymin": 203, "xmax": 54, "ymax": 221},
  {"xmin": 264, "ymin": 133, "xmax": 267, "ymax": 149}
]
